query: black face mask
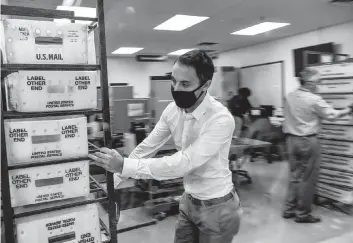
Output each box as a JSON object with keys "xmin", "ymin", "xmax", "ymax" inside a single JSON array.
[{"xmin": 171, "ymin": 84, "xmax": 205, "ymax": 109}]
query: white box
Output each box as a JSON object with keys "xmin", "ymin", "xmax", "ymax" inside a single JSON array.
[
  {"xmin": 320, "ymin": 139, "xmax": 353, "ymax": 157},
  {"xmin": 322, "ymin": 114, "xmax": 353, "ymax": 125},
  {"xmin": 315, "ymin": 62, "xmax": 353, "ymax": 79},
  {"xmin": 319, "ymin": 124, "xmax": 353, "ymax": 141},
  {"xmin": 317, "ymin": 183, "xmax": 353, "ymax": 204},
  {"xmin": 4, "ymin": 115, "xmax": 88, "ymax": 165},
  {"xmin": 320, "ymin": 93, "xmax": 353, "ymax": 108},
  {"xmin": 5, "ymin": 71, "xmax": 98, "ymax": 112},
  {"xmin": 15, "ymin": 203, "xmax": 101, "ymax": 243},
  {"xmin": 319, "ymin": 168, "xmax": 353, "ymax": 188},
  {"xmin": 1, "ymin": 19, "xmax": 89, "ymax": 64},
  {"xmin": 316, "ymin": 78, "xmax": 353, "ymax": 94},
  {"xmin": 9, "ymin": 160, "xmax": 89, "ymax": 207},
  {"xmin": 321, "ymin": 154, "xmax": 353, "ymax": 173}
]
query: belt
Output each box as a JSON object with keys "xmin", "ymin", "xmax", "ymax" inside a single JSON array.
[
  {"xmin": 286, "ymin": 133, "xmax": 317, "ymax": 138},
  {"xmin": 187, "ymin": 188, "xmax": 235, "ymax": 206}
]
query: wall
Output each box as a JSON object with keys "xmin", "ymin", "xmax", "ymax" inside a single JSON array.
[
  {"xmin": 107, "ymin": 57, "xmax": 174, "ymax": 98},
  {"xmin": 216, "ymin": 21, "xmax": 353, "ymax": 96}
]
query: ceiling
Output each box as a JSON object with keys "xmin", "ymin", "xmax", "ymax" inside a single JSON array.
[{"xmin": 5, "ymin": 0, "xmax": 353, "ymax": 57}]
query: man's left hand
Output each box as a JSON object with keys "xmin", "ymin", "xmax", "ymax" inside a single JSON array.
[{"xmin": 88, "ymin": 148, "xmax": 124, "ymax": 173}]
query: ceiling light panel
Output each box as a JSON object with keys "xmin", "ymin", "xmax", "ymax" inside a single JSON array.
[
  {"xmin": 112, "ymin": 47, "xmax": 144, "ymax": 55},
  {"xmin": 231, "ymin": 22, "xmax": 290, "ymax": 36},
  {"xmin": 154, "ymin": 14, "xmax": 209, "ymax": 31},
  {"xmin": 168, "ymin": 49, "xmax": 195, "ymax": 56}
]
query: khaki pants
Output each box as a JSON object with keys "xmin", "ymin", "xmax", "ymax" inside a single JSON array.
[
  {"xmin": 284, "ymin": 135, "xmax": 320, "ymax": 218},
  {"xmin": 174, "ymin": 191, "xmax": 242, "ymax": 243}
]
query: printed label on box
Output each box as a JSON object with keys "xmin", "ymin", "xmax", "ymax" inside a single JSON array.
[
  {"xmin": 10, "ymin": 161, "xmax": 89, "ymax": 207},
  {"xmin": 5, "ymin": 71, "xmax": 97, "ymax": 112},
  {"xmin": 2, "ymin": 19, "xmax": 90, "ymax": 64},
  {"xmin": 16, "ymin": 204, "xmax": 102, "ymax": 243},
  {"xmin": 5, "ymin": 116, "xmax": 88, "ymax": 165}
]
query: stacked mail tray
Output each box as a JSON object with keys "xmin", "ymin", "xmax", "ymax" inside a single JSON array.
[{"xmin": 315, "ymin": 61, "xmax": 353, "ymax": 204}]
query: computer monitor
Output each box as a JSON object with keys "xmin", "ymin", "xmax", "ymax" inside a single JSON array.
[{"xmin": 127, "ymin": 103, "xmax": 145, "ymax": 117}]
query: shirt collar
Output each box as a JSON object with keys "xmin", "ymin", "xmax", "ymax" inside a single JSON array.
[
  {"xmin": 299, "ymin": 87, "xmax": 311, "ymax": 92},
  {"xmin": 185, "ymin": 92, "xmax": 209, "ymax": 121}
]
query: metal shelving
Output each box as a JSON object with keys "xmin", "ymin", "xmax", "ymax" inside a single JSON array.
[
  {"xmin": 1, "ymin": 1, "xmax": 118, "ymax": 242},
  {"xmin": 1, "ymin": 64, "xmax": 100, "ymax": 71},
  {"xmin": 313, "ymin": 60, "xmax": 353, "ymax": 209},
  {"xmin": 3, "ymin": 109, "xmax": 103, "ymax": 119}
]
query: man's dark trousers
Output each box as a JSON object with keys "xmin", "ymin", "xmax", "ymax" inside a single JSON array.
[{"xmin": 284, "ymin": 135, "xmax": 320, "ymax": 218}]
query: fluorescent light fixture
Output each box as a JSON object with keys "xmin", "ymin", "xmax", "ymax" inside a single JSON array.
[
  {"xmin": 168, "ymin": 49, "xmax": 195, "ymax": 56},
  {"xmin": 231, "ymin": 22, "xmax": 290, "ymax": 36},
  {"xmin": 112, "ymin": 47, "xmax": 144, "ymax": 55},
  {"xmin": 54, "ymin": 6, "xmax": 96, "ymax": 24},
  {"xmin": 154, "ymin": 14, "xmax": 209, "ymax": 31}
]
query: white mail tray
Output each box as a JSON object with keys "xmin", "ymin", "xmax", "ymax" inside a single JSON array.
[
  {"xmin": 317, "ymin": 183, "xmax": 353, "ymax": 205},
  {"xmin": 315, "ymin": 62, "xmax": 353, "ymax": 79},
  {"xmin": 319, "ymin": 168, "xmax": 353, "ymax": 188},
  {"xmin": 320, "ymin": 139, "xmax": 353, "ymax": 157},
  {"xmin": 15, "ymin": 203, "xmax": 101, "ymax": 243},
  {"xmin": 320, "ymin": 154, "xmax": 353, "ymax": 173},
  {"xmin": 319, "ymin": 124, "xmax": 353, "ymax": 141},
  {"xmin": 322, "ymin": 114, "xmax": 353, "ymax": 125},
  {"xmin": 9, "ymin": 160, "xmax": 89, "ymax": 207},
  {"xmin": 316, "ymin": 78, "xmax": 353, "ymax": 94},
  {"xmin": 1, "ymin": 19, "xmax": 89, "ymax": 64},
  {"xmin": 4, "ymin": 115, "xmax": 88, "ymax": 165},
  {"xmin": 320, "ymin": 93, "xmax": 353, "ymax": 108},
  {"xmin": 4, "ymin": 71, "xmax": 97, "ymax": 112}
]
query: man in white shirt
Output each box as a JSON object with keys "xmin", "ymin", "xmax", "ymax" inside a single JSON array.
[
  {"xmin": 89, "ymin": 50, "xmax": 242, "ymax": 243},
  {"xmin": 283, "ymin": 68, "xmax": 352, "ymax": 223}
]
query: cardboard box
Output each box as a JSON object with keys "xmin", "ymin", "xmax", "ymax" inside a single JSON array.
[
  {"xmin": 319, "ymin": 124, "xmax": 353, "ymax": 141},
  {"xmin": 9, "ymin": 160, "xmax": 89, "ymax": 207},
  {"xmin": 5, "ymin": 71, "xmax": 97, "ymax": 112},
  {"xmin": 315, "ymin": 62, "xmax": 353, "ymax": 79},
  {"xmin": 320, "ymin": 154, "xmax": 353, "ymax": 173},
  {"xmin": 322, "ymin": 114, "xmax": 353, "ymax": 126},
  {"xmin": 317, "ymin": 182, "xmax": 353, "ymax": 204},
  {"xmin": 5, "ymin": 115, "xmax": 88, "ymax": 165},
  {"xmin": 320, "ymin": 139, "xmax": 353, "ymax": 157},
  {"xmin": 316, "ymin": 78, "xmax": 353, "ymax": 94},
  {"xmin": 321, "ymin": 93, "xmax": 353, "ymax": 108},
  {"xmin": 1, "ymin": 19, "xmax": 89, "ymax": 64},
  {"xmin": 319, "ymin": 168, "xmax": 353, "ymax": 188},
  {"xmin": 15, "ymin": 203, "xmax": 101, "ymax": 243}
]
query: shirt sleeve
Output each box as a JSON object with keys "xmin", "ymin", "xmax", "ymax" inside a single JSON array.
[
  {"xmin": 313, "ymin": 96, "xmax": 340, "ymax": 120},
  {"xmin": 120, "ymin": 113, "xmax": 235, "ymax": 180}
]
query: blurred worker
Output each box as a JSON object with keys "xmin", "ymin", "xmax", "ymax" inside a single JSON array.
[
  {"xmin": 227, "ymin": 87, "xmax": 252, "ymax": 137},
  {"xmin": 243, "ymin": 108, "xmax": 285, "ymax": 163},
  {"xmin": 283, "ymin": 68, "xmax": 353, "ymax": 223},
  {"xmin": 89, "ymin": 50, "xmax": 242, "ymax": 243}
]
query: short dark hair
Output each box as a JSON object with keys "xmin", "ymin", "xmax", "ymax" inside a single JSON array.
[
  {"xmin": 175, "ymin": 49, "xmax": 214, "ymax": 85},
  {"xmin": 238, "ymin": 87, "xmax": 251, "ymax": 97}
]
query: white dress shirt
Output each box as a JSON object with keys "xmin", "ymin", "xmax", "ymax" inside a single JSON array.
[
  {"xmin": 283, "ymin": 87, "xmax": 340, "ymax": 136},
  {"xmin": 115, "ymin": 93, "xmax": 235, "ymax": 200}
]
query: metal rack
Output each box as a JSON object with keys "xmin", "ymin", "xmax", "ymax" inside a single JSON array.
[
  {"xmin": 1, "ymin": 1, "xmax": 118, "ymax": 242},
  {"xmin": 311, "ymin": 59, "xmax": 353, "ymax": 213}
]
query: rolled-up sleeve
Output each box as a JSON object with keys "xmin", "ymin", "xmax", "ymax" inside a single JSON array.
[
  {"xmin": 313, "ymin": 96, "xmax": 340, "ymax": 120},
  {"xmin": 120, "ymin": 114, "xmax": 235, "ymax": 180}
]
